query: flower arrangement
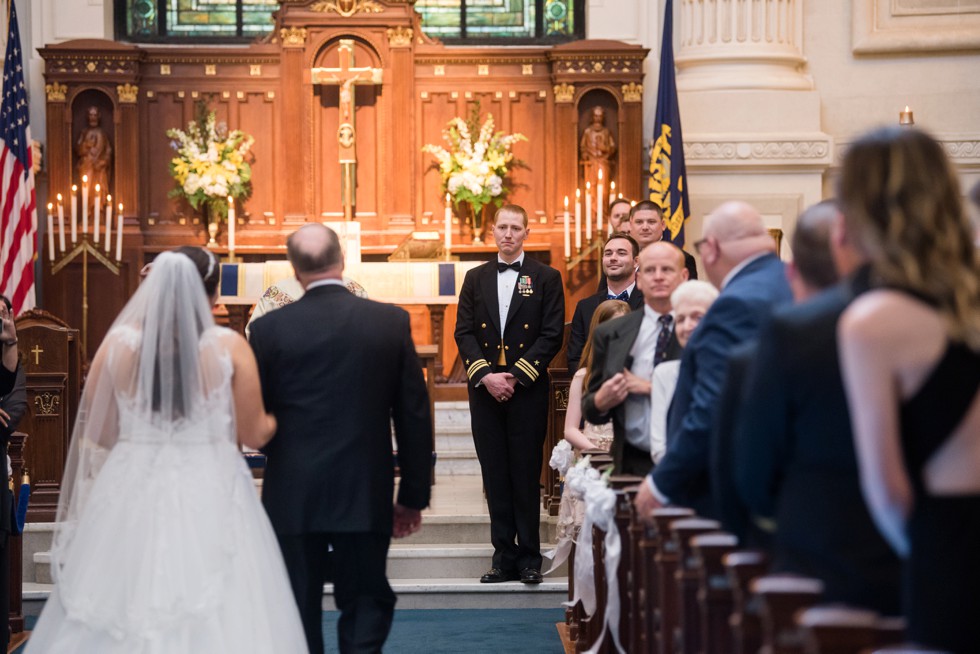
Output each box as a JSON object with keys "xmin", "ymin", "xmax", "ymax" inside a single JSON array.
[
  {"xmin": 166, "ymin": 105, "xmax": 254, "ymax": 221},
  {"xmin": 422, "ymin": 105, "xmax": 526, "ymax": 229}
]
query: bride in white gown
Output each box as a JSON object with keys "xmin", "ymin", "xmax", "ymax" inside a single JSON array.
[{"xmin": 26, "ymin": 248, "xmax": 307, "ymax": 653}]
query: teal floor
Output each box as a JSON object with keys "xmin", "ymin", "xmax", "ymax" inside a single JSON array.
[{"xmin": 16, "ymin": 608, "xmax": 566, "ymax": 653}]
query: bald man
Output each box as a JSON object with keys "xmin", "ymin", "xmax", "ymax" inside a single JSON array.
[
  {"xmin": 250, "ymin": 224, "xmax": 433, "ymax": 653},
  {"xmin": 583, "ymin": 241, "xmax": 688, "ymax": 476},
  {"xmin": 636, "ymin": 202, "xmax": 792, "ymax": 516}
]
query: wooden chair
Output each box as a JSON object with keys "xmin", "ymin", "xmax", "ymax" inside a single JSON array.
[
  {"xmin": 670, "ymin": 518, "xmax": 722, "ymax": 654},
  {"xmin": 651, "ymin": 508, "xmax": 695, "ymax": 654},
  {"xmin": 753, "ymin": 575, "xmax": 824, "ymax": 654},
  {"xmin": 692, "ymin": 533, "xmax": 739, "ymax": 654},
  {"xmin": 724, "ymin": 550, "xmax": 770, "ymax": 654}
]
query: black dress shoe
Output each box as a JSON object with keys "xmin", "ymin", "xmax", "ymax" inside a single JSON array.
[
  {"xmin": 520, "ymin": 568, "xmax": 543, "ymax": 584},
  {"xmin": 480, "ymin": 568, "xmax": 519, "ymax": 583}
]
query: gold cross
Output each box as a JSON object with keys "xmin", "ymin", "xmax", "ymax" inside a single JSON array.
[
  {"xmin": 311, "ymin": 39, "xmax": 383, "ymax": 221},
  {"xmin": 31, "ymin": 344, "xmax": 43, "ymax": 365}
]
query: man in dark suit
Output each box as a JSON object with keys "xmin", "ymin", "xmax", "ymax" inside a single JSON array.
[
  {"xmin": 566, "ymin": 233, "xmax": 642, "ymax": 372},
  {"xmin": 0, "ymin": 295, "xmax": 24, "ymax": 654},
  {"xmin": 250, "ymin": 224, "xmax": 433, "ymax": 654},
  {"xmin": 630, "ymin": 200, "xmax": 698, "ymax": 281},
  {"xmin": 582, "ymin": 241, "xmax": 688, "ymax": 476},
  {"xmin": 732, "ymin": 202, "xmax": 901, "ymax": 615},
  {"xmin": 454, "ymin": 204, "xmax": 564, "ymax": 585},
  {"xmin": 636, "ymin": 201, "xmax": 792, "ymax": 517},
  {"xmin": 711, "ymin": 201, "xmax": 841, "ymax": 545}
]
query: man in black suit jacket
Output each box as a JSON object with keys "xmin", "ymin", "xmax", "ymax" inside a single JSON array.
[
  {"xmin": 250, "ymin": 224, "xmax": 433, "ymax": 654},
  {"xmin": 583, "ymin": 241, "xmax": 688, "ymax": 476},
  {"xmin": 733, "ymin": 203, "xmax": 901, "ymax": 614},
  {"xmin": 566, "ymin": 233, "xmax": 643, "ymax": 372},
  {"xmin": 0, "ymin": 295, "xmax": 24, "ymax": 654},
  {"xmin": 630, "ymin": 200, "xmax": 698, "ymax": 281},
  {"xmin": 636, "ymin": 202, "xmax": 793, "ymax": 518},
  {"xmin": 454, "ymin": 205, "xmax": 564, "ymax": 585}
]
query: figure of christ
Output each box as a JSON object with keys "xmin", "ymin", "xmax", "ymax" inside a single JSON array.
[
  {"xmin": 75, "ymin": 106, "xmax": 112, "ymax": 203},
  {"xmin": 580, "ymin": 106, "xmax": 616, "ymax": 204}
]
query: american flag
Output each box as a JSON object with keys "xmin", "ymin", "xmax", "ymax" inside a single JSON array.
[{"xmin": 1, "ymin": 0, "xmax": 37, "ymax": 314}]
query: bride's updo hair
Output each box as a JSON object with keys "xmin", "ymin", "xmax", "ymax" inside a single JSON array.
[{"xmin": 174, "ymin": 246, "xmax": 220, "ymax": 298}]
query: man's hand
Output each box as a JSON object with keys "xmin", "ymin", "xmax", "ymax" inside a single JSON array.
[
  {"xmin": 633, "ymin": 480, "xmax": 665, "ymax": 525},
  {"xmin": 0, "ymin": 304, "xmax": 15, "ymax": 345},
  {"xmin": 594, "ymin": 372, "xmax": 628, "ymax": 412},
  {"xmin": 392, "ymin": 503, "xmax": 422, "ymax": 538},
  {"xmin": 0, "ymin": 408, "xmax": 9, "ymax": 428},
  {"xmin": 622, "ymin": 368, "xmax": 651, "ymax": 396},
  {"xmin": 483, "ymin": 372, "xmax": 516, "ymax": 402}
]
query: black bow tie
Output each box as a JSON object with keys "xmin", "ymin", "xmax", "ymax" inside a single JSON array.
[{"xmin": 497, "ymin": 261, "xmax": 521, "ymax": 273}]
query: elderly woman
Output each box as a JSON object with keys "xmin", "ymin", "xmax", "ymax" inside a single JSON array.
[
  {"xmin": 649, "ymin": 280, "xmax": 719, "ymax": 463},
  {"xmin": 838, "ymin": 126, "xmax": 980, "ymax": 652}
]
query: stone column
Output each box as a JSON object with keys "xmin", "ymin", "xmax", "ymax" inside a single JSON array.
[{"xmin": 676, "ymin": 0, "xmax": 811, "ymax": 90}]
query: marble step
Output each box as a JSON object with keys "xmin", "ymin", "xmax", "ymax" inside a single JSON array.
[
  {"xmin": 387, "ymin": 544, "xmax": 568, "ymax": 580},
  {"xmin": 23, "ymin": 577, "xmax": 570, "ymax": 613},
  {"xmin": 399, "ymin": 514, "xmax": 557, "ymax": 546}
]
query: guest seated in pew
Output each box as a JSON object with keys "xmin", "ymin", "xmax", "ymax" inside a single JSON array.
[
  {"xmin": 583, "ymin": 242, "xmax": 688, "ymax": 476},
  {"xmin": 635, "ymin": 201, "xmax": 792, "ymax": 518},
  {"xmin": 557, "ymin": 298, "xmax": 630, "ymax": 540},
  {"xmin": 730, "ymin": 199, "xmax": 902, "ymax": 615},
  {"xmin": 837, "ymin": 126, "xmax": 980, "ymax": 653},
  {"xmin": 649, "ymin": 280, "xmax": 718, "ymax": 464}
]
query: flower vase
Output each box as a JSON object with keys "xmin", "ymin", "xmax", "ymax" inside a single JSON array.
[
  {"xmin": 455, "ymin": 202, "xmax": 489, "ymax": 245},
  {"xmin": 205, "ymin": 202, "xmax": 221, "ymax": 247}
]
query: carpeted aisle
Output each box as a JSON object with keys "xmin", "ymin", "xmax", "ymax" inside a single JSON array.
[{"xmin": 14, "ymin": 609, "xmax": 565, "ymax": 652}]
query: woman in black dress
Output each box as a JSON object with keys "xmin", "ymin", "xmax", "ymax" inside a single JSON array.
[{"xmin": 838, "ymin": 126, "xmax": 980, "ymax": 653}]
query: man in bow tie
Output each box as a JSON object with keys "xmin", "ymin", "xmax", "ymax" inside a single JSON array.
[
  {"xmin": 566, "ymin": 232, "xmax": 643, "ymax": 372},
  {"xmin": 583, "ymin": 241, "xmax": 688, "ymax": 476},
  {"xmin": 455, "ymin": 205, "xmax": 565, "ymax": 585}
]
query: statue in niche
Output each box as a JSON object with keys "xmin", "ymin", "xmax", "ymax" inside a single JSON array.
[
  {"xmin": 75, "ymin": 106, "xmax": 112, "ymax": 199},
  {"xmin": 579, "ymin": 106, "xmax": 616, "ymax": 197}
]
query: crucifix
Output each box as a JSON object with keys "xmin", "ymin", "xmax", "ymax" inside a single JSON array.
[{"xmin": 311, "ymin": 39, "xmax": 383, "ymax": 221}]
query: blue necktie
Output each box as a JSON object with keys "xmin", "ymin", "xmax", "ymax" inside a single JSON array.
[
  {"xmin": 654, "ymin": 314, "xmax": 674, "ymax": 366},
  {"xmin": 609, "ymin": 290, "xmax": 630, "ymax": 302}
]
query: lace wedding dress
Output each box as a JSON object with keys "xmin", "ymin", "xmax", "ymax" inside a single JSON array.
[{"xmin": 26, "ymin": 253, "xmax": 306, "ymax": 653}]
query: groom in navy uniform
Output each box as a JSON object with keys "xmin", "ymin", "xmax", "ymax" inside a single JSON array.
[
  {"xmin": 250, "ymin": 224, "xmax": 433, "ymax": 654},
  {"xmin": 455, "ymin": 204, "xmax": 564, "ymax": 584}
]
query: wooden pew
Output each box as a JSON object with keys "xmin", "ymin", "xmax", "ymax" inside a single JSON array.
[
  {"xmin": 651, "ymin": 508, "xmax": 695, "ymax": 654},
  {"xmin": 724, "ymin": 551, "xmax": 770, "ymax": 654},
  {"xmin": 670, "ymin": 518, "xmax": 722, "ymax": 654},
  {"xmin": 574, "ymin": 453, "xmax": 615, "ymax": 653},
  {"xmin": 609, "ymin": 476, "xmax": 642, "ymax": 652},
  {"xmin": 752, "ymin": 575, "xmax": 824, "ymax": 654},
  {"xmin": 543, "ymin": 323, "xmax": 572, "ymax": 515},
  {"xmin": 692, "ymin": 533, "xmax": 739, "ymax": 654},
  {"xmin": 797, "ymin": 606, "xmax": 906, "ymax": 654}
]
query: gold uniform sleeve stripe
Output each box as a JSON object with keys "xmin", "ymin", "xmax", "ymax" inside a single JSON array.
[
  {"xmin": 515, "ymin": 358, "xmax": 538, "ymax": 380},
  {"xmin": 467, "ymin": 359, "xmax": 490, "ymax": 378}
]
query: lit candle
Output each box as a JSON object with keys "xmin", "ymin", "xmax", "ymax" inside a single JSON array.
[
  {"xmin": 56, "ymin": 193, "xmax": 66, "ymax": 252},
  {"xmin": 46, "ymin": 203, "xmax": 55, "ymax": 261},
  {"xmin": 574, "ymin": 188, "xmax": 582, "ymax": 251},
  {"xmin": 81, "ymin": 175, "xmax": 89, "ymax": 235},
  {"xmin": 585, "ymin": 181, "xmax": 592, "ymax": 242},
  {"xmin": 104, "ymin": 195, "xmax": 113, "ymax": 253},
  {"xmin": 609, "ymin": 181, "xmax": 616, "ymax": 226},
  {"xmin": 93, "ymin": 183, "xmax": 101, "ymax": 244},
  {"xmin": 444, "ymin": 193, "xmax": 452, "ymax": 254},
  {"xmin": 596, "ymin": 169, "xmax": 604, "ymax": 237},
  {"xmin": 227, "ymin": 196, "xmax": 236, "ymax": 253},
  {"xmin": 70, "ymin": 185, "xmax": 78, "ymax": 244},
  {"xmin": 563, "ymin": 196, "xmax": 571, "ymax": 259},
  {"xmin": 115, "ymin": 203, "xmax": 124, "ymax": 261},
  {"xmin": 899, "ymin": 105, "xmax": 914, "ymax": 126}
]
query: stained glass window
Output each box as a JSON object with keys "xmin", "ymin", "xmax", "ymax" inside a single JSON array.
[
  {"xmin": 415, "ymin": 0, "xmax": 583, "ymax": 43},
  {"xmin": 117, "ymin": 0, "xmax": 583, "ymax": 43}
]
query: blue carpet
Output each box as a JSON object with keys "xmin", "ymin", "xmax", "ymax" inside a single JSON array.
[{"xmin": 14, "ymin": 609, "xmax": 565, "ymax": 653}]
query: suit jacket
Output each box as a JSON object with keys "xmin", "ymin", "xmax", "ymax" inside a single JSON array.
[
  {"xmin": 595, "ymin": 250, "xmax": 698, "ymax": 295},
  {"xmin": 652, "ymin": 253, "xmax": 792, "ymax": 516},
  {"xmin": 733, "ymin": 268, "xmax": 901, "ymax": 614},
  {"xmin": 454, "ymin": 256, "xmax": 565, "ymax": 389},
  {"xmin": 566, "ymin": 286, "xmax": 644, "ymax": 372},
  {"xmin": 582, "ymin": 309, "xmax": 682, "ymax": 472},
  {"xmin": 0, "ymin": 363, "xmax": 25, "ymax": 542},
  {"xmin": 250, "ymin": 284, "xmax": 432, "ymax": 536}
]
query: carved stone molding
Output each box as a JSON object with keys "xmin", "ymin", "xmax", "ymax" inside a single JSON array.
[
  {"xmin": 684, "ymin": 134, "xmax": 834, "ymax": 170},
  {"xmin": 553, "ymin": 83, "xmax": 575, "ymax": 103},
  {"xmin": 853, "ymin": 0, "xmax": 980, "ymax": 53},
  {"xmin": 45, "ymin": 82, "xmax": 67, "ymax": 102},
  {"xmin": 621, "ymin": 82, "xmax": 642, "ymax": 103},
  {"xmin": 116, "ymin": 83, "xmax": 139, "ymax": 103},
  {"xmin": 387, "ymin": 26, "xmax": 413, "ymax": 48},
  {"xmin": 280, "ymin": 27, "xmax": 308, "ymax": 47},
  {"xmin": 836, "ymin": 135, "xmax": 980, "ymax": 167},
  {"xmin": 311, "ymin": 0, "xmax": 384, "ymax": 16}
]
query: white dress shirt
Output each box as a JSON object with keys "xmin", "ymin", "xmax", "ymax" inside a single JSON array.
[
  {"xmin": 624, "ymin": 305, "xmax": 673, "ymax": 450},
  {"xmin": 497, "ymin": 253, "xmax": 524, "ymax": 333}
]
